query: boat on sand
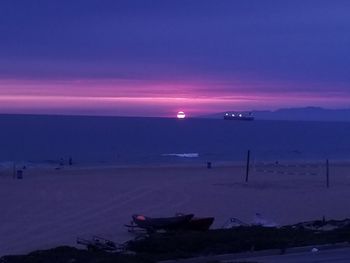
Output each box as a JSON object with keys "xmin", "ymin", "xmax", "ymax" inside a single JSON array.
[{"xmin": 127, "ymin": 214, "xmax": 214, "ymax": 233}]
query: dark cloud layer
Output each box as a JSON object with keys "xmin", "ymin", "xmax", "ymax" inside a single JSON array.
[{"xmin": 0, "ymin": 0, "xmax": 349, "ymax": 110}]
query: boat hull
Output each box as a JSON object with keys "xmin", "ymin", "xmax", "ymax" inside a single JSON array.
[
  {"xmin": 224, "ymin": 116, "xmax": 254, "ymax": 121},
  {"xmin": 132, "ymin": 214, "xmax": 194, "ymax": 231},
  {"xmin": 185, "ymin": 217, "xmax": 215, "ymax": 231}
]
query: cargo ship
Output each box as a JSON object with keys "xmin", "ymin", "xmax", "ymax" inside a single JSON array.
[{"xmin": 224, "ymin": 112, "xmax": 254, "ymax": 121}]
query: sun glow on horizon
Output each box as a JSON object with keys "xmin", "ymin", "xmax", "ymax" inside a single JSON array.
[
  {"xmin": 1, "ymin": 77, "xmax": 350, "ymax": 117},
  {"xmin": 177, "ymin": 111, "xmax": 186, "ymax": 119}
]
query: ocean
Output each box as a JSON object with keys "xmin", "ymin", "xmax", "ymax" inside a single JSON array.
[{"xmin": 0, "ymin": 114, "xmax": 349, "ymax": 166}]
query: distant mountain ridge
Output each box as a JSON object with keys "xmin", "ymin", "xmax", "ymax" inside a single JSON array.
[{"xmin": 198, "ymin": 107, "xmax": 350, "ymax": 122}]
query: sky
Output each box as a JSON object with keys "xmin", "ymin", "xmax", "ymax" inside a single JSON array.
[{"xmin": 0, "ymin": 0, "xmax": 349, "ymax": 117}]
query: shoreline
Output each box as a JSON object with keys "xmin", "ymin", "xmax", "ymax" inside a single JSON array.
[{"xmin": 0, "ymin": 158, "xmax": 350, "ymax": 171}]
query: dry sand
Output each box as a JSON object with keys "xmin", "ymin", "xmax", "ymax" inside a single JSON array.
[{"xmin": 1, "ymin": 161, "xmax": 350, "ymax": 256}]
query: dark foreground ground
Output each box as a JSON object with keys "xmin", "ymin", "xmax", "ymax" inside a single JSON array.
[
  {"xmin": 239, "ymin": 247, "xmax": 350, "ymax": 263},
  {"xmin": 2, "ymin": 221, "xmax": 350, "ymax": 263}
]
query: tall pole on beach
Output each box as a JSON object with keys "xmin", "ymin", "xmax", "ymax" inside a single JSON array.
[
  {"xmin": 13, "ymin": 162, "xmax": 16, "ymax": 179},
  {"xmin": 245, "ymin": 150, "xmax": 250, "ymax": 183},
  {"xmin": 326, "ymin": 159, "xmax": 329, "ymax": 188}
]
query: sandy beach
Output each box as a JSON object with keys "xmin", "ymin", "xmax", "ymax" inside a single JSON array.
[{"xmin": 1, "ymin": 161, "xmax": 350, "ymax": 256}]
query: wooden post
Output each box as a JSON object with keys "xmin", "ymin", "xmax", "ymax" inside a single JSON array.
[
  {"xmin": 13, "ymin": 162, "xmax": 16, "ymax": 179},
  {"xmin": 245, "ymin": 150, "xmax": 250, "ymax": 182},
  {"xmin": 326, "ymin": 159, "xmax": 329, "ymax": 188}
]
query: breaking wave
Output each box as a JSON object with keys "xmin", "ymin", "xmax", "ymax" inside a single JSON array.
[{"xmin": 162, "ymin": 153, "xmax": 199, "ymax": 158}]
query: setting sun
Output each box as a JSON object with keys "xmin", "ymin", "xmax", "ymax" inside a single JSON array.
[{"xmin": 177, "ymin": 111, "xmax": 186, "ymax": 119}]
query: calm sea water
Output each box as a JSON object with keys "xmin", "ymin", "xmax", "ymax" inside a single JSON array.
[{"xmin": 0, "ymin": 114, "xmax": 349, "ymax": 165}]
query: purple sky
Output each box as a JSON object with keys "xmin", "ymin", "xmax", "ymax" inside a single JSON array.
[{"xmin": 0, "ymin": 0, "xmax": 349, "ymax": 117}]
